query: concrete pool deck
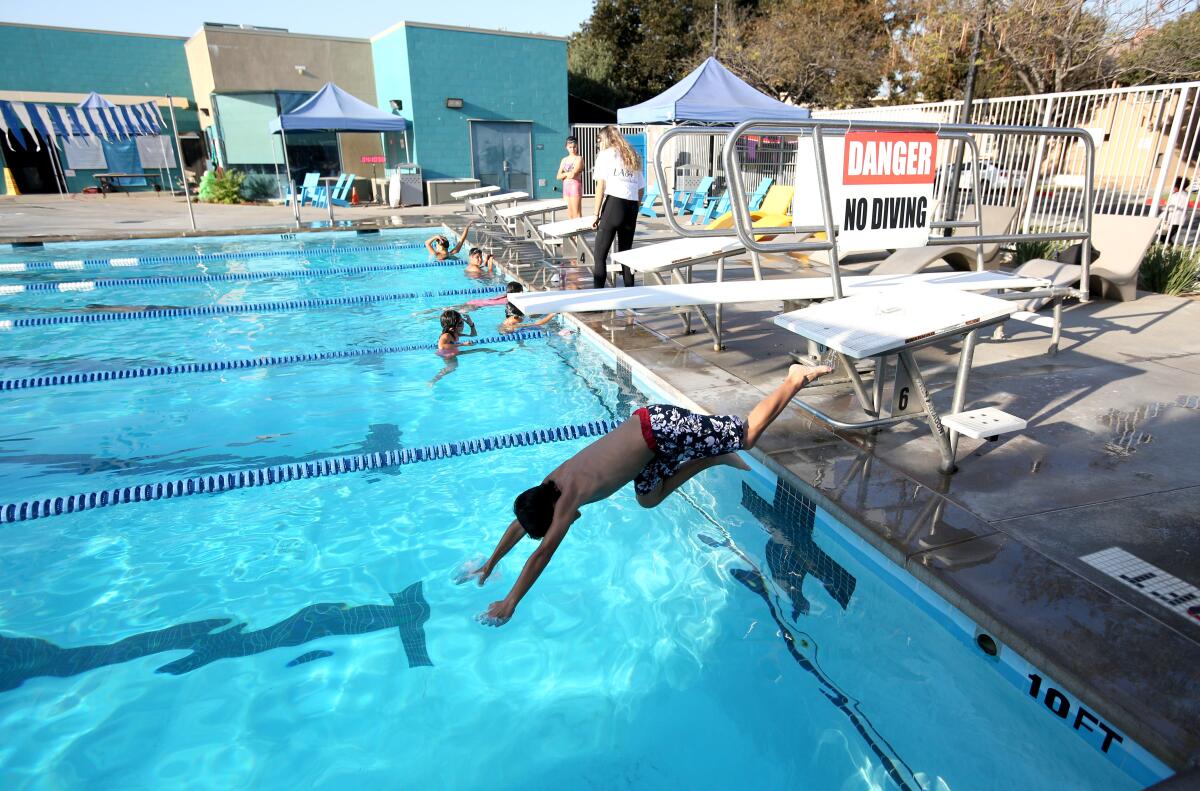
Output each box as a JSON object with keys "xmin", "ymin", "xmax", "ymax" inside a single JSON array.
[
  {"xmin": 4, "ymin": 194, "xmax": 1196, "ymax": 778},
  {"xmin": 495, "ymin": 215, "xmax": 1200, "ymax": 776}
]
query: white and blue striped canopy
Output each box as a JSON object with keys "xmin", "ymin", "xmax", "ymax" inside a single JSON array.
[{"xmin": 0, "ymin": 98, "xmax": 165, "ymax": 150}]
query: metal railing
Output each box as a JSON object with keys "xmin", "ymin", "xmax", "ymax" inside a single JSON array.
[{"xmin": 814, "ymin": 81, "xmax": 1200, "ymax": 252}]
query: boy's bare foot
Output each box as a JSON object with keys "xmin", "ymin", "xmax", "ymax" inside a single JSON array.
[
  {"xmin": 787, "ymin": 363, "xmax": 833, "ymax": 387},
  {"xmin": 719, "ymin": 453, "xmax": 751, "ymax": 472}
]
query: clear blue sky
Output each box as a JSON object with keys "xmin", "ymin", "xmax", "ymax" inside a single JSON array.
[{"xmin": 1, "ymin": 0, "xmax": 594, "ymax": 39}]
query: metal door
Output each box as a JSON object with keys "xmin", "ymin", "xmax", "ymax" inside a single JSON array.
[{"xmin": 470, "ymin": 120, "xmax": 532, "ymax": 192}]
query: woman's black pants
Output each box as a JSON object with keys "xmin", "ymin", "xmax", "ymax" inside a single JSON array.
[{"xmin": 593, "ymin": 196, "xmax": 639, "ymax": 288}]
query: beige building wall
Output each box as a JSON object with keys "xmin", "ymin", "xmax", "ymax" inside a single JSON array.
[{"xmin": 185, "ymin": 25, "xmax": 384, "ymax": 178}]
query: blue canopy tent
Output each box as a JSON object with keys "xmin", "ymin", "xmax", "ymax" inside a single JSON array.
[
  {"xmin": 617, "ymin": 58, "xmax": 811, "ymax": 125},
  {"xmin": 268, "ymin": 82, "xmax": 410, "ymax": 219}
]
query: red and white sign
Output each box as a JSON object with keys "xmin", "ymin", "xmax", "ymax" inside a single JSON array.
[
  {"xmin": 791, "ymin": 131, "xmax": 938, "ymax": 254},
  {"xmin": 360, "ymin": 155, "xmax": 386, "ymax": 164},
  {"xmin": 838, "ymin": 131, "xmax": 936, "ymax": 252}
]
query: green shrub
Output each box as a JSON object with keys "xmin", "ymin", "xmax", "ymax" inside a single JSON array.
[
  {"xmin": 1139, "ymin": 244, "xmax": 1200, "ymax": 295},
  {"xmin": 240, "ymin": 173, "xmax": 279, "ymax": 202},
  {"xmin": 197, "ymin": 170, "xmax": 216, "ymax": 202},
  {"xmin": 206, "ymin": 169, "xmax": 245, "ymax": 204},
  {"xmin": 1013, "ymin": 239, "xmax": 1067, "ymax": 264}
]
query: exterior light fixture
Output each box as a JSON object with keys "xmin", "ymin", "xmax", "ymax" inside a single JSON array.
[{"xmin": 445, "ymin": 98, "xmax": 464, "ymax": 109}]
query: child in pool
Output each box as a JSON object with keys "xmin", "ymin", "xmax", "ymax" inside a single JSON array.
[
  {"xmin": 465, "ymin": 248, "xmax": 498, "ymax": 278},
  {"xmin": 437, "ymin": 309, "xmax": 477, "ymax": 354},
  {"xmin": 426, "ymin": 221, "xmax": 474, "ymax": 260},
  {"xmin": 498, "ymin": 302, "xmax": 557, "ymax": 334}
]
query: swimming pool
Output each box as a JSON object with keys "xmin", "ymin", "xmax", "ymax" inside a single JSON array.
[{"xmin": 0, "ymin": 229, "xmax": 1164, "ymax": 789}]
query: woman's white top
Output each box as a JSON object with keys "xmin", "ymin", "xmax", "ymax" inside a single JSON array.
[
  {"xmin": 593, "ymin": 148, "xmax": 645, "ymax": 202},
  {"xmin": 1166, "ymin": 190, "xmax": 1190, "ymax": 226}
]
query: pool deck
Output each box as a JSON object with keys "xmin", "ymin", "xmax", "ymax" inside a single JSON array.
[
  {"xmin": 5, "ymin": 194, "xmax": 1197, "ymax": 777},
  {"xmin": 498, "ymin": 215, "xmax": 1200, "ymax": 775}
]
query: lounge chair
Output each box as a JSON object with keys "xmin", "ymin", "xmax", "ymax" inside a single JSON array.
[
  {"xmin": 747, "ymin": 177, "xmax": 774, "ymax": 210},
  {"xmin": 806, "ymin": 205, "xmax": 1019, "ymax": 274},
  {"xmin": 286, "ymin": 172, "xmax": 320, "ymax": 206},
  {"xmin": 330, "ymin": 175, "xmax": 356, "ymax": 207},
  {"xmin": 639, "ymin": 183, "xmax": 663, "ymax": 218},
  {"xmin": 1013, "ymin": 213, "xmax": 1159, "ymax": 304},
  {"xmin": 673, "ymin": 176, "xmax": 714, "ymax": 216},
  {"xmin": 705, "ymin": 184, "xmax": 795, "ymax": 228},
  {"xmin": 693, "ymin": 191, "xmax": 730, "ymax": 225},
  {"xmin": 312, "ymin": 174, "xmax": 347, "ymax": 208}
]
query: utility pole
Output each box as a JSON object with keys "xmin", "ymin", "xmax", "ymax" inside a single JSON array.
[{"xmin": 945, "ymin": 20, "xmax": 983, "ymax": 230}]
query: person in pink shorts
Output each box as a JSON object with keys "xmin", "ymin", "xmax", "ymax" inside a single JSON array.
[{"xmin": 557, "ymin": 136, "xmax": 584, "ymax": 219}]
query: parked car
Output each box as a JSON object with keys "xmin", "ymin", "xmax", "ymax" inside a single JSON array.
[{"xmin": 937, "ymin": 161, "xmax": 1027, "ymax": 193}]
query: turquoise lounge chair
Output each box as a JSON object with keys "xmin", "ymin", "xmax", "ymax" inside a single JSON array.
[
  {"xmin": 692, "ymin": 191, "xmax": 730, "ymax": 225},
  {"xmin": 330, "ymin": 175, "xmax": 356, "ymax": 207},
  {"xmin": 673, "ymin": 176, "xmax": 714, "ymax": 216},
  {"xmin": 286, "ymin": 172, "xmax": 320, "ymax": 206},
  {"xmin": 748, "ymin": 177, "xmax": 774, "ymax": 211},
  {"xmin": 313, "ymin": 174, "xmax": 348, "ymax": 208},
  {"xmin": 638, "ymin": 183, "xmax": 662, "ymax": 217}
]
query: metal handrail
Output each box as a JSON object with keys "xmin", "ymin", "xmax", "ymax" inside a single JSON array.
[{"xmin": 719, "ymin": 118, "xmax": 1096, "ymax": 302}]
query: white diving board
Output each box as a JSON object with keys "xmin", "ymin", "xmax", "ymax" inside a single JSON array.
[
  {"xmin": 773, "ymin": 286, "xmax": 1016, "ymax": 358},
  {"xmin": 611, "ymin": 236, "xmax": 745, "ymax": 275},
  {"xmin": 509, "ymin": 270, "xmax": 1050, "ymax": 315},
  {"xmin": 451, "ymin": 185, "xmax": 500, "ymax": 199},
  {"xmin": 539, "ymin": 216, "xmax": 596, "ymax": 240},
  {"xmin": 469, "ymin": 191, "xmax": 528, "ymax": 208},
  {"xmin": 495, "ymin": 198, "xmax": 567, "ymax": 219}
]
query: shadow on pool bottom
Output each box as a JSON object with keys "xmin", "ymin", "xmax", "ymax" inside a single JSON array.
[{"xmin": 0, "ymin": 580, "xmax": 432, "ymax": 692}]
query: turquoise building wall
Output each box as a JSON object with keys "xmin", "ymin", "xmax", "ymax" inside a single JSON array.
[
  {"xmin": 372, "ymin": 24, "xmax": 568, "ymax": 199},
  {"xmin": 0, "ymin": 23, "xmax": 198, "ymax": 194}
]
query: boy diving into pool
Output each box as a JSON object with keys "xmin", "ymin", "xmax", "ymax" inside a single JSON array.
[{"xmin": 462, "ymin": 363, "xmax": 832, "ymax": 625}]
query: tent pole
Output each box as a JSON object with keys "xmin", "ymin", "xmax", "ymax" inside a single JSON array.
[
  {"xmin": 280, "ymin": 126, "xmax": 300, "ymax": 227},
  {"xmin": 166, "ymin": 96, "xmax": 196, "ymax": 231}
]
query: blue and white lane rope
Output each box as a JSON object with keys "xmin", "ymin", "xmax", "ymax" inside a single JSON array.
[
  {"xmin": 0, "ymin": 419, "xmax": 621, "ymax": 525},
  {"xmin": 0, "ymin": 286, "xmax": 505, "ymax": 329},
  {"xmin": 0, "ymin": 260, "xmax": 466, "ymax": 295},
  {"xmin": 0, "ymin": 331, "xmax": 549, "ymax": 392},
  {"xmin": 0, "ymin": 240, "xmax": 427, "ymax": 274}
]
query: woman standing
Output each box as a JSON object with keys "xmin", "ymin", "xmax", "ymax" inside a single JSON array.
[
  {"xmin": 591, "ymin": 126, "xmax": 645, "ymax": 288},
  {"xmin": 557, "ymin": 136, "xmax": 584, "ymax": 219}
]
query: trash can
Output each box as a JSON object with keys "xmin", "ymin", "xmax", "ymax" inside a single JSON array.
[{"xmin": 388, "ymin": 165, "xmax": 423, "ymax": 207}]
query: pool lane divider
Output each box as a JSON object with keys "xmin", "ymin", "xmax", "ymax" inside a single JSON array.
[
  {"xmin": 0, "ymin": 418, "xmax": 621, "ymax": 525},
  {"xmin": 0, "ymin": 240, "xmax": 427, "ymax": 273},
  {"xmin": 0, "ymin": 260, "xmax": 467, "ymax": 295},
  {"xmin": 0, "ymin": 331, "xmax": 549, "ymax": 392},
  {"xmin": 0, "ymin": 286, "xmax": 505, "ymax": 329}
]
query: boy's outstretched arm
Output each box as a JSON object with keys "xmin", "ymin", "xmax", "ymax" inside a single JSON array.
[
  {"xmin": 449, "ymin": 221, "xmax": 474, "ymax": 255},
  {"xmin": 462, "ymin": 519, "xmax": 525, "ymax": 586},
  {"xmin": 479, "ymin": 497, "xmax": 579, "ymax": 626}
]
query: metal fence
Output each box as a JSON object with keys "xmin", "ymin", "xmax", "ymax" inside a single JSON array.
[{"xmin": 813, "ymin": 82, "xmax": 1200, "ymax": 252}]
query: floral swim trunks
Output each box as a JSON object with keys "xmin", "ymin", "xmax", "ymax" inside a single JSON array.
[{"xmin": 633, "ymin": 404, "xmax": 746, "ymax": 496}]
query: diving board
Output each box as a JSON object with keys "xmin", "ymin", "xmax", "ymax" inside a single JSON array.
[
  {"xmin": 451, "ymin": 185, "xmax": 500, "ymax": 199},
  {"xmin": 775, "ymin": 286, "xmax": 1022, "ymax": 474},
  {"xmin": 495, "ymin": 199, "xmax": 568, "ymax": 242},
  {"xmin": 509, "ymin": 270, "xmax": 1050, "ymax": 314},
  {"xmin": 468, "ymin": 191, "xmax": 529, "ymax": 220}
]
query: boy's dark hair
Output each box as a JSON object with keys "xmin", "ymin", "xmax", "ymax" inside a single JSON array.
[
  {"xmin": 1175, "ymin": 177, "xmax": 1191, "ymax": 191},
  {"xmin": 440, "ymin": 309, "xmax": 463, "ymax": 333},
  {"xmin": 506, "ymin": 281, "xmax": 525, "ymax": 294},
  {"xmin": 513, "ymin": 481, "xmax": 560, "ymax": 538},
  {"xmin": 566, "ymin": 136, "xmax": 578, "ymax": 145},
  {"xmin": 469, "ymin": 247, "xmax": 483, "ymax": 259},
  {"xmin": 505, "ymin": 303, "xmax": 525, "ymax": 320}
]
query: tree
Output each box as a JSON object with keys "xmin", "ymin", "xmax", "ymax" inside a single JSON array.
[
  {"xmin": 715, "ymin": 0, "xmax": 910, "ymax": 108},
  {"xmin": 907, "ymin": 0, "xmax": 1188, "ymax": 101},
  {"xmin": 1117, "ymin": 9, "xmax": 1200, "ymax": 84}
]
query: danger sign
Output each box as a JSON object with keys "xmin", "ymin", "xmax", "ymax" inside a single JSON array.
[{"xmin": 839, "ymin": 131, "xmax": 937, "ymax": 253}]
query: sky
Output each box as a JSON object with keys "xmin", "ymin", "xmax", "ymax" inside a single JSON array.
[{"xmin": 0, "ymin": 0, "xmax": 595, "ymax": 39}]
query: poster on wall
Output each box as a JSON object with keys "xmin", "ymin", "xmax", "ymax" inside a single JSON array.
[
  {"xmin": 136, "ymin": 135, "xmax": 176, "ymax": 169},
  {"xmin": 62, "ymin": 137, "xmax": 107, "ymax": 171},
  {"xmin": 792, "ymin": 131, "xmax": 937, "ymax": 254}
]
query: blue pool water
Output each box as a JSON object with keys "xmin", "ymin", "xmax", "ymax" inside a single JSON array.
[{"xmin": 0, "ymin": 230, "xmax": 1154, "ymax": 789}]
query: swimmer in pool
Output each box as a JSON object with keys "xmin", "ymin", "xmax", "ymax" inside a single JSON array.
[
  {"xmin": 465, "ymin": 248, "xmax": 497, "ymax": 278},
  {"xmin": 462, "ymin": 363, "xmax": 833, "ymax": 625},
  {"xmin": 498, "ymin": 302, "xmax": 556, "ymax": 334},
  {"xmin": 437, "ymin": 309, "xmax": 476, "ymax": 354},
  {"xmin": 426, "ymin": 221, "xmax": 473, "ymax": 260}
]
